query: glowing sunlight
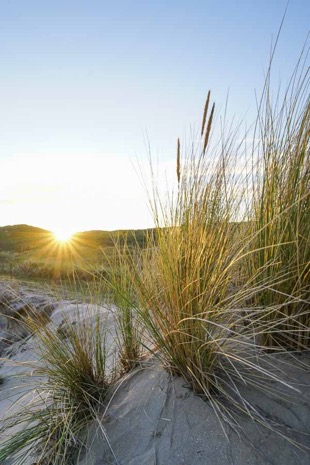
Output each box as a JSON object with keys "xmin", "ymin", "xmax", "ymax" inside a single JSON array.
[{"xmin": 53, "ymin": 229, "xmax": 74, "ymax": 243}]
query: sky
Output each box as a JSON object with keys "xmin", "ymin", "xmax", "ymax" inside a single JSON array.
[{"xmin": 0, "ymin": 0, "xmax": 309, "ymax": 235}]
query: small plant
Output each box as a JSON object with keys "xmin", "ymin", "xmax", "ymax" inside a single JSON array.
[
  {"xmin": 102, "ymin": 239, "xmax": 145, "ymax": 372},
  {"xmin": 0, "ymin": 308, "xmax": 114, "ymax": 465}
]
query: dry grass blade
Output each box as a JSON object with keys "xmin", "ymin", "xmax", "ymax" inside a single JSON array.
[
  {"xmin": 201, "ymin": 90, "xmax": 211, "ymax": 136},
  {"xmin": 203, "ymin": 102, "xmax": 215, "ymax": 154},
  {"xmin": 176, "ymin": 137, "xmax": 181, "ymax": 184}
]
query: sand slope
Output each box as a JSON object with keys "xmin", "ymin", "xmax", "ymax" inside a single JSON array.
[{"xmin": 78, "ymin": 357, "xmax": 310, "ymax": 465}]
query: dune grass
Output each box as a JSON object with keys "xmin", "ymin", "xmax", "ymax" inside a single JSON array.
[
  {"xmin": 248, "ymin": 58, "xmax": 310, "ymax": 350},
  {"xmin": 0, "ymin": 308, "xmax": 114, "ymax": 465},
  {"xmin": 102, "ymin": 94, "xmax": 272, "ymax": 401},
  {"xmin": 102, "ymin": 77, "xmax": 309, "ymax": 441}
]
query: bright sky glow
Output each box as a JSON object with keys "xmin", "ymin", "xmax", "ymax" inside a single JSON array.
[{"xmin": 0, "ymin": 0, "xmax": 309, "ymax": 233}]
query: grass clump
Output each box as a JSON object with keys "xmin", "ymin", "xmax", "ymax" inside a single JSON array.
[
  {"xmin": 248, "ymin": 59, "xmax": 310, "ymax": 350},
  {"xmin": 105, "ymin": 94, "xmax": 261, "ymax": 402},
  {"xmin": 0, "ymin": 308, "xmax": 114, "ymax": 465},
  {"xmin": 103, "ymin": 82, "xmax": 309, "ymax": 444}
]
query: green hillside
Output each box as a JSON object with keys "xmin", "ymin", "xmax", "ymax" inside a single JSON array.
[
  {"xmin": 0, "ymin": 224, "xmax": 51, "ymax": 252},
  {"xmin": 0, "ymin": 224, "xmax": 155, "ymax": 282}
]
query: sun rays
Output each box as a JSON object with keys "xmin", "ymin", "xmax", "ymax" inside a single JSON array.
[{"xmin": 18, "ymin": 228, "xmax": 99, "ymax": 280}]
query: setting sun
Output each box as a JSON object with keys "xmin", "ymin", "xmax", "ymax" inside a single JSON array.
[{"xmin": 53, "ymin": 229, "xmax": 74, "ymax": 243}]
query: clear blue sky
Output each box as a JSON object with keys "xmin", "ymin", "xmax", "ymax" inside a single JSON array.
[{"xmin": 0, "ymin": 0, "xmax": 309, "ymax": 233}]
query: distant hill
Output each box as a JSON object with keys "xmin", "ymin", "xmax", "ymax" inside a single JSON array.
[
  {"xmin": 0, "ymin": 224, "xmax": 155, "ymax": 254},
  {"xmin": 76, "ymin": 228, "xmax": 155, "ymax": 249},
  {"xmin": 0, "ymin": 224, "xmax": 53, "ymax": 252}
]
